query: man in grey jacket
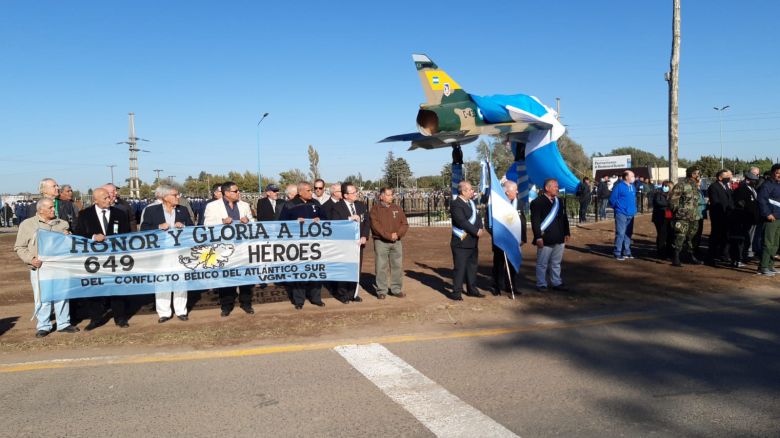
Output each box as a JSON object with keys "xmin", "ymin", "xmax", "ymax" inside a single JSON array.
[{"xmin": 14, "ymin": 198, "xmax": 80, "ymax": 337}]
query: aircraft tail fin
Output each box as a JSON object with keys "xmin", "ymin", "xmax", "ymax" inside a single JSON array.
[{"xmin": 413, "ymin": 54, "xmax": 468, "ymax": 105}]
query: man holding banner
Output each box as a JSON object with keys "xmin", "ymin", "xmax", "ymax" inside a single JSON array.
[
  {"xmin": 14, "ymin": 198, "xmax": 80, "ymax": 337},
  {"xmin": 140, "ymin": 185, "xmax": 194, "ymax": 322},
  {"xmin": 75, "ymin": 187, "xmax": 132, "ymax": 329},
  {"xmin": 203, "ymin": 181, "xmax": 255, "ymax": 316},
  {"xmin": 530, "ymin": 178, "xmax": 570, "ymax": 292},
  {"xmin": 449, "ymin": 181, "xmax": 484, "ymax": 300}
]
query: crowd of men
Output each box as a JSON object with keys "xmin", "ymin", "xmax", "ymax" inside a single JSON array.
[
  {"xmin": 574, "ymin": 165, "xmax": 780, "ymax": 274},
  {"xmin": 14, "ymin": 177, "xmax": 410, "ymax": 338},
  {"xmin": 11, "ymin": 163, "xmax": 780, "ymax": 338}
]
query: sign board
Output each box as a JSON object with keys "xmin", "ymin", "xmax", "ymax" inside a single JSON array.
[{"xmin": 593, "ymin": 155, "xmax": 632, "ymax": 172}]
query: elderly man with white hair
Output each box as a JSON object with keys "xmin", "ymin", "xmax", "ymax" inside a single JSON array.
[
  {"xmin": 140, "ymin": 185, "xmax": 194, "ymax": 322},
  {"xmin": 487, "ymin": 180, "xmax": 527, "ymax": 296},
  {"xmin": 15, "ymin": 198, "xmax": 80, "ymax": 337}
]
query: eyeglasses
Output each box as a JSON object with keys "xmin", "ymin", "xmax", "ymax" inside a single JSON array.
[
  {"xmin": 345, "ymin": 191, "xmax": 357, "ymax": 195},
  {"xmin": 226, "ymin": 189, "xmax": 240, "ymax": 193},
  {"xmin": 314, "ymin": 186, "xmax": 325, "ymax": 190}
]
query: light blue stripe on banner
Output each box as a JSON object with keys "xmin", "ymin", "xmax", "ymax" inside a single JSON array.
[
  {"xmin": 39, "ymin": 262, "xmax": 359, "ymax": 302},
  {"xmin": 37, "ymin": 221, "xmax": 359, "ymax": 257}
]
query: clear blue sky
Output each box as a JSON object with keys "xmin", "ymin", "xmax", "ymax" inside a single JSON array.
[{"xmin": 2, "ymin": 0, "xmax": 778, "ymax": 194}]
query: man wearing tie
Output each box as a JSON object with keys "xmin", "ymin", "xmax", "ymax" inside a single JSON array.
[
  {"xmin": 75, "ymin": 187, "xmax": 131, "ymax": 329},
  {"xmin": 449, "ymin": 181, "xmax": 484, "ymax": 300},
  {"xmin": 707, "ymin": 169, "xmax": 734, "ymax": 264},
  {"xmin": 331, "ymin": 182, "xmax": 370, "ymax": 303},
  {"xmin": 256, "ymin": 183, "xmax": 282, "ymax": 221},
  {"xmin": 140, "ymin": 185, "xmax": 194, "ymax": 322}
]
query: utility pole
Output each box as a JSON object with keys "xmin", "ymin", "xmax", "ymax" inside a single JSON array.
[
  {"xmin": 555, "ymin": 97, "xmax": 561, "ymax": 120},
  {"xmin": 168, "ymin": 175, "xmax": 176, "ymax": 184},
  {"xmin": 116, "ymin": 113, "xmax": 150, "ymax": 198},
  {"xmin": 153, "ymin": 169, "xmax": 163, "ymax": 182},
  {"xmin": 107, "ymin": 165, "xmax": 117, "ymax": 185},
  {"xmin": 667, "ymin": 0, "xmax": 681, "ymax": 182},
  {"xmin": 257, "ymin": 112, "xmax": 269, "ymax": 192},
  {"xmin": 713, "ymin": 105, "xmax": 730, "ymax": 169}
]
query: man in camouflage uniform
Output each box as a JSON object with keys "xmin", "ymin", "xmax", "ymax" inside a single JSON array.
[{"xmin": 669, "ymin": 166, "xmax": 705, "ymax": 267}]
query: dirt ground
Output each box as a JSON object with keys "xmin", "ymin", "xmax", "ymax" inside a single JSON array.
[{"xmin": 0, "ymin": 215, "xmax": 776, "ymax": 356}]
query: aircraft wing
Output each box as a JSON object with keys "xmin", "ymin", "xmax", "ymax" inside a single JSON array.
[{"xmin": 379, "ymin": 132, "xmax": 478, "ymax": 151}]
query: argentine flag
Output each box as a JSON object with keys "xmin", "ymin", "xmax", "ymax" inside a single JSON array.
[{"xmin": 485, "ymin": 160, "xmax": 523, "ymax": 272}]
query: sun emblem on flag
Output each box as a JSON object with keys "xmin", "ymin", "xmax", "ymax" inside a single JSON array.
[
  {"xmin": 503, "ymin": 212, "xmax": 516, "ymax": 224},
  {"xmin": 178, "ymin": 243, "xmax": 235, "ymax": 270}
]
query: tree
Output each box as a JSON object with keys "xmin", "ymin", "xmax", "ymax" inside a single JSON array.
[
  {"xmin": 308, "ymin": 145, "xmax": 321, "ymax": 182},
  {"xmin": 278, "ymin": 168, "xmax": 308, "ymax": 187},
  {"xmin": 382, "ymin": 151, "xmax": 414, "ymax": 188},
  {"xmin": 608, "ymin": 147, "xmax": 668, "ymax": 167},
  {"xmin": 557, "ymin": 135, "xmax": 591, "ymax": 178},
  {"xmin": 417, "ymin": 175, "xmax": 446, "ymax": 190},
  {"xmin": 475, "ymin": 138, "xmax": 514, "ymax": 177}
]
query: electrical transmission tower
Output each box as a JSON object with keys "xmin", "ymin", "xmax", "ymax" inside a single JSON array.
[{"xmin": 116, "ymin": 112, "xmax": 150, "ymax": 198}]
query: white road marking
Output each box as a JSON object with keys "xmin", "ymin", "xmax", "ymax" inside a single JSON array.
[{"xmin": 334, "ymin": 343, "xmax": 520, "ymax": 438}]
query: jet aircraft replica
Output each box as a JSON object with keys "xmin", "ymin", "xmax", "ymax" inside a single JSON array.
[{"xmin": 380, "ymin": 54, "xmax": 578, "ymax": 193}]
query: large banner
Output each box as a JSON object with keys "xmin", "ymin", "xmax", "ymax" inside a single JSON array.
[{"xmin": 36, "ymin": 221, "xmax": 360, "ymax": 302}]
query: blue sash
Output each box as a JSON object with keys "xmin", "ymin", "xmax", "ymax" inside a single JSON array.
[
  {"xmin": 540, "ymin": 197, "xmax": 559, "ymax": 232},
  {"xmin": 453, "ymin": 199, "xmax": 477, "ymax": 240}
]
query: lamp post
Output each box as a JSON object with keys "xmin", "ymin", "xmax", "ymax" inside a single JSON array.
[
  {"xmin": 257, "ymin": 112, "xmax": 269, "ymax": 192},
  {"xmin": 107, "ymin": 164, "xmax": 117, "ymax": 185},
  {"xmin": 713, "ymin": 105, "xmax": 730, "ymax": 169}
]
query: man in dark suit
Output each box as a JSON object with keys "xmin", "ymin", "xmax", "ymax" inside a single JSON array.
[
  {"xmin": 330, "ymin": 182, "xmax": 370, "ymax": 303},
  {"xmin": 530, "ymin": 178, "xmax": 571, "ymax": 292},
  {"xmin": 75, "ymin": 187, "xmax": 131, "ymax": 330},
  {"xmin": 487, "ymin": 180, "xmax": 527, "ymax": 296},
  {"xmin": 450, "ymin": 181, "xmax": 484, "ymax": 300},
  {"xmin": 103, "ymin": 183, "xmax": 138, "ymax": 231},
  {"xmin": 140, "ymin": 185, "xmax": 194, "ymax": 322},
  {"xmin": 707, "ymin": 169, "xmax": 734, "ymax": 263},
  {"xmin": 320, "ymin": 183, "xmax": 342, "ymax": 220},
  {"xmin": 256, "ymin": 183, "xmax": 281, "ymax": 221}
]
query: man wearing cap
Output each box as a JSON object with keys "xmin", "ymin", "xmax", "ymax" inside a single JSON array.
[
  {"xmin": 256, "ymin": 183, "xmax": 282, "ymax": 221},
  {"xmin": 669, "ymin": 167, "xmax": 705, "ymax": 267}
]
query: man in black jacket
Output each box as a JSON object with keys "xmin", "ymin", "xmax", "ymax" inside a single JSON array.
[
  {"xmin": 487, "ymin": 181, "xmax": 526, "ymax": 296},
  {"xmin": 530, "ymin": 178, "xmax": 570, "ymax": 292},
  {"xmin": 728, "ymin": 172, "xmax": 761, "ymax": 266},
  {"xmin": 320, "ymin": 183, "xmax": 342, "ymax": 220},
  {"xmin": 330, "ymin": 182, "xmax": 370, "ymax": 303},
  {"xmin": 140, "ymin": 185, "xmax": 194, "ymax": 322},
  {"xmin": 596, "ymin": 176, "xmax": 610, "ymax": 219},
  {"xmin": 575, "ymin": 177, "xmax": 592, "ymax": 224},
  {"xmin": 449, "ymin": 181, "xmax": 483, "ymax": 300},
  {"xmin": 256, "ymin": 184, "xmax": 281, "ymax": 221},
  {"xmin": 75, "ymin": 187, "xmax": 132, "ymax": 329},
  {"xmin": 707, "ymin": 169, "xmax": 734, "ymax": 263},
  {"xmin": 279, "ymin": 181, "xmax": 326, "ymax": 309}
]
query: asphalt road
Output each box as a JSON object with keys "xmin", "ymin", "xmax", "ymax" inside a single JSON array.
[{"xmin": 2, "ymin": 298, "xmax": 779, "ymax": 437}]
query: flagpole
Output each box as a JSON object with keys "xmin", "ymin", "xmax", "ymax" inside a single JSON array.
[{"xmin": 504, "ymin": 253, "xmax": 515, "ymax": 300}]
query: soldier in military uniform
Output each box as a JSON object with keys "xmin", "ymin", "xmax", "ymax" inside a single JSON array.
[{"xmin": 669, "ymin": 167, "xmax": 705, "ymax": 267}]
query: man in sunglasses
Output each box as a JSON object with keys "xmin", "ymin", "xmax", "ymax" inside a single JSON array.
[
  {"xmin": 202, "ymin": 181, "xmax": 255, "ymax": 316},
  {"xmin": 313, "ymin": 179, "xmax": 329, "ymax": 205}
]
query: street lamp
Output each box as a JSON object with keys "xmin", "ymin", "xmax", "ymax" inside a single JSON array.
[
  {"xmin": 257, "ymin": 112, "xmax": 269, "ymax": 192},
  {"xmin": 713, "ymin": 105, "xmax": 730, "ymax": 169},
  {"xmin": 107, "ymin": 164, "xmax": 117, "ymax": 185}
]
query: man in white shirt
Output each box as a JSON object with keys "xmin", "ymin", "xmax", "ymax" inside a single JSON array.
[{"xmin": 202, "ymin": 181, "xmax": 255, "ymax": 316}]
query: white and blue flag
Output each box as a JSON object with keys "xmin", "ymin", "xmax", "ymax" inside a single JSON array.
[{"xmin": 485, "ymin": 160, "xmax": 523, "ymax": 272}]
